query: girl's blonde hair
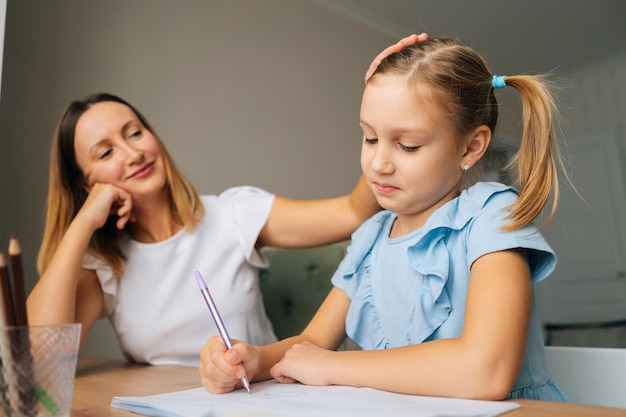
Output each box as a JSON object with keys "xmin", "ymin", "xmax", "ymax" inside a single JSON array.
[
  {"xmin": 37, "ymin": 93, "xmax": 204, "ymax": 277},
  {"xmin": 369, "ymin": 38, "xmax": 562, "ymax": 231}
]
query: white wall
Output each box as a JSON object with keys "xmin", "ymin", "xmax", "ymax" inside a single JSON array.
[{"xmin": 558, "ymin": 53, "xmax": 626, "ymax": 162}]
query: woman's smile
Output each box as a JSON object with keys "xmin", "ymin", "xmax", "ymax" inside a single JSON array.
[{"xmin": 127, "ymin": 161, "xmax": 155, "ymax": 180}]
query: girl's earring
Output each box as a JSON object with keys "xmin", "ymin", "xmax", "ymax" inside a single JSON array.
[{"xmin": 463, "ymin": 164, "xmax": 470, "ymax": 172}]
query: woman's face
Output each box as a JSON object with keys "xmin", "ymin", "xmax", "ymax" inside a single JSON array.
[
  {"xmin": 359, "ymin": 75, "xmax": 466, "ymax": 231},
  {"xmin": 73, "ymin": 101, "xmax": 166, "ymax": 199}
]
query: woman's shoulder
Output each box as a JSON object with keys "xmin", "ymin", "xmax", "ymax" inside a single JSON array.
[{"xmin": 199, "ymin": 186, "xmax": 274, "ymax": 206}]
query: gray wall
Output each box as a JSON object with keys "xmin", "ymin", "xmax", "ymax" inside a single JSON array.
[
  {"xmin": 0, "ymin": 0, "xmax": 393, "ymax": 357},
  {"xmin": 2, "ymin": 1, "xmax": 625, "ymax": 357}
]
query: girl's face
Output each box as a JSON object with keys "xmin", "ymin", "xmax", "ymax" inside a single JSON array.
[
  {"xmin": 359, "ymin": 75, "xmax": 466, "ymax": 233},
  {"xmin": 73, "ymin": 101, "xmax": 166, "ymax": 200}
]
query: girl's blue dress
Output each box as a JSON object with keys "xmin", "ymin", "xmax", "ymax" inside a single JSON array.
[{"xmin": 331, "ymin": 182, "xmax": 568, "ymax": 401}]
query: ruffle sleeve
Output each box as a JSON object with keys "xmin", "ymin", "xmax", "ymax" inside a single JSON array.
[
  {"xmin": 221, "ymin": 186, "xmax": 275, "ymax": 268},
  {"xmin": 331, "ymin": 211, "xmax": 391, "ymax": 349},
  {"xmin": 82, "ymin": 252, "xmax": 118, "ymax": 318}
]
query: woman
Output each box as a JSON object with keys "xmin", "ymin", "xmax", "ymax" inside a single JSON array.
[
  {"xmin": 26, "ymin": 93, "xmax": 375, "ymax": 366},
  {"xmin": 27, "ymin": 34, "xmax": 427, "ymax": 366}
]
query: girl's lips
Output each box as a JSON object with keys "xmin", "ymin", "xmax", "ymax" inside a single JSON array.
[
  {"xmin": 374, "ymin": 182, "xmax": 399, "ymax": 195},
  {"xmin": 128, "ymin": 162, "xmax": 155, "ymax": 179}
]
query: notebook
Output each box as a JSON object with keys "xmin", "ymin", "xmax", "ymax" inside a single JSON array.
[{"xmin": 111, "ymin": 380, "xmax": 520, "ymax": 417}]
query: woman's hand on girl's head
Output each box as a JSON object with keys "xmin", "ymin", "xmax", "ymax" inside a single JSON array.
[
  {"xmin": 76, "ymin": 182, "xmax": 134, "ymax": 231},
  {"xmin": 365, "ymin": 33, "xmax": 429, "ymax": 83},
  {"xmin": 199, "ymin": 336, "xmax": 259, "ymax": 394},
  {"xmin": 269, "ymin": 342, "xmax": 335, "ymax": 386}
]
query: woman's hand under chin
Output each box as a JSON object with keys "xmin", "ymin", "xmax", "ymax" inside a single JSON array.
[{"xmin": 78, "ymin": 182, "xmax": 135, "ymax": 231}]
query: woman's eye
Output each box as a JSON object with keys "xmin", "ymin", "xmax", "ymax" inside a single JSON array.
[
  {"xmin": 364, "ymin": 138, "xmax": 378, "ymax": 145},
  {"xmin": 400, "ymin": 144, "xmax": 420, "ymax": 152},
  {"xmin": 129, "ymin": 130, "xmax": 142, "ymax": 138},
  {"xmin": 99, "ymin": 149, "xmax": 113, "ymax": 160}
]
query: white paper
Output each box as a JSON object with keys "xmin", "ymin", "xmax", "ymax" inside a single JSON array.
[{"xmin": 111, "ymin": 380, "xmax": 520, "ymax": 417}]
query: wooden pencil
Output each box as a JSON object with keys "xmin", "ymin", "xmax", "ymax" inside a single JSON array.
[
  {"xmin": 8, "ymin": 234, "xmax": 27, "ymax": 326},
  {"xmin": 7, "ymin": 235, "xmax": 36, "ymax": 415},
  {"xmin": 0, "ymin": 251, "xmax": 16, "ymax": 415},
  {"xmin": 0, "ymin": 252, "xmax": 15, "ymax": 326}
]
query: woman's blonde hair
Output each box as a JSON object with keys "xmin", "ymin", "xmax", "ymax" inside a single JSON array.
[
  {"xmin": 369, "ymin": 38, "xmax": 563, "ymax": 231},
  {"xmin": 37, "ymin": 93, "xmax": 204, "ymax": 276}
]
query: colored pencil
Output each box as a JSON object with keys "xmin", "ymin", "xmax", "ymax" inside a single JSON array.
[
  {"xmin": 0, "ymin": 252, "xmax": 15, "ymax": 326},
  {"xmin": 0, "ymin": 251, "xmax": 15, "ymax": 416},
  {"xmin": 6, "ymin": 235, "xmax": 36, "ymax": 415},
  {"xmin": 0, "ymin": 236, "xmax": 57, "ymax": 415},
  {"xmin": 8, "ymin": 235, "xmax": 27, "ymax": 326}
]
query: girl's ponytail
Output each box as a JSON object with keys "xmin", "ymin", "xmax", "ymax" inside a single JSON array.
[{"xmin": 500, "ymin": 75, "xmax": 561, "ymax": 231}]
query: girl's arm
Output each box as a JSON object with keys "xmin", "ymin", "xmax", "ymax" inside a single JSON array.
[
  {"xmin": 258, "ymin": 175, "xmax": 380, "ymax": 248},
  {"xmin": 271, "ymin": 249, "xmax": 532, "ymax": 400}
]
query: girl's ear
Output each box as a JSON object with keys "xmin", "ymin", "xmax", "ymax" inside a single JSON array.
[{"xmin": 461, "ymin": 125, "xmax": 491, "ymax": 168}]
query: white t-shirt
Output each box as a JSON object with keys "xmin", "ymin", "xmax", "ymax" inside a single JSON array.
[{"xmin": 82, "ymin": 186, "xmax": 278, "ymax": 366}]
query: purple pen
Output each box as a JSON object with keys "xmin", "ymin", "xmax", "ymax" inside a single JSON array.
[{"xmin": 195, "ymin": 271, "xmax": 251, "ymax": 394}]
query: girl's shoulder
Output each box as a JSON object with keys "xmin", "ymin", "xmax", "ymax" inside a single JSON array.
[
  {"xmin": 419, "ymin": 182, "xmax": 517, "ymax": 233},
  {"xmin": 460, "ymin": 181, "xmax": 518, "ymax": 210},
  {"xmin": 352, "ymin": 210, "xmax": 395, "ymax": 240}
]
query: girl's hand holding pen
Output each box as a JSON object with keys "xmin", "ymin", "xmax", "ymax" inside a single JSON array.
[
  {"xmin": 199, "ymin": 336, "xmax": 259, "ymax": 394},
  {"xmin": 77, "ymin": 183, "xmax": 135, "ymax": 231}
]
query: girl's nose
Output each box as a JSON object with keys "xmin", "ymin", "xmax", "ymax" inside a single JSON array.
[{"xmin": 370, "ymin": 148, "xmax": 394, "ymax": 174}]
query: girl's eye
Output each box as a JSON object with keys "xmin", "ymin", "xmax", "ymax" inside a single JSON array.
[
  {"xmin": 129, "ymin": 130, "xmax": 142, "ymax": 138},
  {"xmin": 364, "ymin": 138, "xmax": 378, "ymax": 145},
  {"xmin": 99, "ymin": 149, "xmax": 113, "ymax": 160},
  {"xmin": 400, "ymin": 144, "xmax": 420, "ymax": 152}
]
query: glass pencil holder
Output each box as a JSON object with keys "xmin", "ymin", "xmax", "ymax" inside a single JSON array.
[{"xmin": 0, "ymin": 323, "xmax": 81, "ymax": 417}]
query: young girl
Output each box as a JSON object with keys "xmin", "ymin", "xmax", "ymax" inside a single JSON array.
[{"xmin": 199, "ymin": 38, "xmax": 569, "ymax": 402}]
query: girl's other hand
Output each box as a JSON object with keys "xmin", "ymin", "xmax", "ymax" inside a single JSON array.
[
  {"xmin": 199, "ymin": 336, "xmax": 259, "ymax": 394},
  {"xmin": 269, "ymin": 342, "xmax": 335, "ymax": 386},
  {"xmin": 365, "ymin": 32, "xmax": 429, "ymax": 82}
]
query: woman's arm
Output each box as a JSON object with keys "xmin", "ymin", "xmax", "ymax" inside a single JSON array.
[
  {"xmin": 271, "ymin": 249, "xmax": 532, "ymax": 400},
  {"xmin": 27, "ymin": 182, "xmax": 133, "ymax": 347},
  {"xmin": 258, "ymin": 175, "xmax": 380, "ymax": 248},
  {"xmin": 258, "ymin": 34, "xmax": 430, "ymax": 249},
  {"xmin": 26, "ymin": 218, "xmax": 104, "ymax": 348}
]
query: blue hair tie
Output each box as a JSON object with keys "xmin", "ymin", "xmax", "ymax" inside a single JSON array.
[{"xmin": 492, "ymin": 75, "xmax": 507, "ymax": 89}]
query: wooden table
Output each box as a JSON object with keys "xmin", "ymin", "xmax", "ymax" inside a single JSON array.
[{"xmin": 71, "ymin": 357, "xmax": 626, "ymax": 417}]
